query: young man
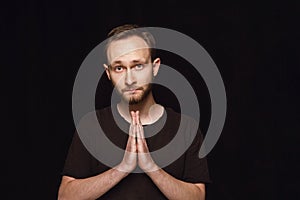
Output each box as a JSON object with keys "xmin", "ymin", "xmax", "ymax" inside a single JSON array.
[{"xmin": 58, "ymin": 24, "xmax": 210, "ymax": 199}]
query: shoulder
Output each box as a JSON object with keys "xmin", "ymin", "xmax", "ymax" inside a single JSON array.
[
  {"xmin": 95, "ymin": 106, "xmax": 111, "ymax": 115},
  {"xmin": 164, "ymin": 107, "xmax": 199, "ymax": 128},
  {"xmin": 75, "ymin": 107, "xmax": 113, "ymax": 133}
]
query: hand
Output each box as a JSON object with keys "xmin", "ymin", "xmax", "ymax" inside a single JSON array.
[
  {"xmin": 116, "ymin": 111, "xmax": 159, "ymax": 173},
  {"xmin": 116, "ymin": 112, "xmax": 138, "ymax": 173},
  {"xmin": 134, "ymin": 111, "xmax": 159, "ymax": 173}
]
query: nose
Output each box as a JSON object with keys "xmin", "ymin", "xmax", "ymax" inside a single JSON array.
[{"xmin": 125, "ymin": 69, "xmax": 136, "ymax": 86}]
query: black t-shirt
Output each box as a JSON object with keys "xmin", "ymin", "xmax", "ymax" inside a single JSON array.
[{"xmin": 62, "ymin": 106, "xmax": 211, "ymax": 199}]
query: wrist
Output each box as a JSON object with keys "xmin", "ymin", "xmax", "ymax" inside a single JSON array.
[
  {"xmin": 114, "ymin": 163, "xmax": 132, "ymax": 175},
  {"xmin": 143, "ymin": 163, "xmax": 160, "ymax": 174}
]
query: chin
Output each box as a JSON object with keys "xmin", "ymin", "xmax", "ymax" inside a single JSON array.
[
  {"xmin": 124, "ymin": 96, "xmax": 143, "ymax": 105},
  {"xmin": 121, "ymin": 85, "xmax": 152, "ymax": 105},
  {"xmin": 129, "ymin": 98, "xmax": 143, "ymax": 105}
]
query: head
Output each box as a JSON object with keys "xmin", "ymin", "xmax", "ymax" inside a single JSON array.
[{"xmin": 103, "ymin": 24, "xmax": 160, "ymax": 105}]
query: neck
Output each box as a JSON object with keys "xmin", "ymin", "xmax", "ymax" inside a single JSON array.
[{"xmin": 117, "ymin": 92, "xmax": 163, "ymax": 125}]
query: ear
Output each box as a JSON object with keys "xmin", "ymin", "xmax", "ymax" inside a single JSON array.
[
  {"xmin": 152, "ymin": 58, "xmax": 161, "ymax": 77},
  {"xmin": 103, "ymin": 64, "xmax": 111, "ymax": 80}
]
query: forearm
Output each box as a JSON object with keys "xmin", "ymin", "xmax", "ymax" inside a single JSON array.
[
  {"xmin": 58, "ymin": 166, "xmax": 128, "ymax": 200},
  {"xmin": 147, "ymin": 168, "xmax": 205, "ymax": 200}
]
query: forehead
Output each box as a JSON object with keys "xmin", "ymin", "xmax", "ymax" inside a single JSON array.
[{"xmin": 107, "ymin": 36, "xmax": 150, "ymax": 64}]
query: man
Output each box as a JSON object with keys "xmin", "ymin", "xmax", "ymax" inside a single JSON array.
[{"xmin": 58, "ymin": 24, "xmax": 210, "ymax": 199}]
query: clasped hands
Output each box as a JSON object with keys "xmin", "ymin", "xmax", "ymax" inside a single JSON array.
[{"xmin": 117, "ymin": 111, "xmax": 159, "ymax": 173}]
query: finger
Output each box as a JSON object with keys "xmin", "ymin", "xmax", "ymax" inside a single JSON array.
[
  {"xmin": 133, "ymin": 111, "xmax": 137, "ymax": 125},
  {"xmin": 136, "ymin": 124, "xmax": 141, "ymax": 140},
  {"xmin": 136, "ymin": 123, "xmax": 145, "ymax": 139},
  {"xmin": 139, "ymin": 124, "xmax": 145, "ymax": 139},
  {"xmin": 136, "ymin": 110, "xmax": 140, "ymax": 125},
  {"xmin": 136, "ymin": 124, "xmax": 143, "ymax": 152},
  {"xmin": 128, "ymin": 123, "xmax": 135, "ymax": 137},
  {"xmin": 127, "ymin": 125, "xmax": 137, "ymax": 152},
  {"xmin": 128, "ymin": 122, "xmax": 136, "ymax": 139},
  {"xmin": 130, "ymin": 111, "xmax": 136, "ymax": 125},
  {"xmin": 137, "ymin": 124, "xmax": 148, "ymax": 153}
]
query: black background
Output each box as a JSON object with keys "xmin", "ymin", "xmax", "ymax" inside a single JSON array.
[{"xmin": 2, "ymin": 0, "xmax": 300, "ymax": 199}]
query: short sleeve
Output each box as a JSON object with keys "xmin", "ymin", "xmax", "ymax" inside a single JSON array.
[
  {"xmin": 61, "ymin": 132, "xmax": 95, "ymax": 179},
  {"xmin": 182, "ymin": 128, "xmax": 211, "ymax": 184}
]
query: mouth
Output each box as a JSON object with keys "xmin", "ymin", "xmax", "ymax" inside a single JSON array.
[{"xmin": 122, "ymin": 87, "xmax": 142, "ymax": 94}]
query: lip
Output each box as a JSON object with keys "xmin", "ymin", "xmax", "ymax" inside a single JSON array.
[
  {"xmin": 122, "ymin": 87, "xmax": 141, "ymax": 93},
  {"xmin": 123, "ymin": 89, "xmax": 139, "ymax": 94}
]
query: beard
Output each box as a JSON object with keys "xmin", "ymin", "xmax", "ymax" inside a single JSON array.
[
  {"xmin": 110, "ymin": 75, "xmax": 154, "ymax": 105},
  {"xmin": 113, "ymin": 83, "xmax": 152, "ymax": 105},
  {"xmin": 126, "ymin": 84, "xmax": 152, "ymax": 105}
]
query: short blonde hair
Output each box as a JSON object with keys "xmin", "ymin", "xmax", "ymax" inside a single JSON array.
[{"xmin": 104, "ymin": 24, "xmax": 156, "ymax": 63}]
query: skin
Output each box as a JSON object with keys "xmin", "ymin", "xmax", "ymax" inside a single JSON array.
[{"xmin": 58, "ymin": 36, "xmax": 206, "ymax": 200}]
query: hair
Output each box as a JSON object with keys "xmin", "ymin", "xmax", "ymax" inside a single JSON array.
[{"xmin": 104, "ymin": 24, "xmax": 156, "ymax": 63}]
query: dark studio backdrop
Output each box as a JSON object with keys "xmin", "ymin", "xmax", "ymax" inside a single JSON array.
[{"xmin": 2, "ymin": 0, "xmax": 299, "ymax": 199}]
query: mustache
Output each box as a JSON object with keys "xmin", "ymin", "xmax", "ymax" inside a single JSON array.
[{"xmin": 121, "ymin": 86, "xmax": 144, "ymax": 92}]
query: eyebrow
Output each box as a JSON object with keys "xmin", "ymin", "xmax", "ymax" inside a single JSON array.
[{"xmin": 110, "ymin": 59, "xmax": 148, "ymax": 66}]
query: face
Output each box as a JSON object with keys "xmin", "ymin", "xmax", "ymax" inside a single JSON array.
[{"xmin": 104, "ymin": 36, "xmax": 160, "ymax": 104}]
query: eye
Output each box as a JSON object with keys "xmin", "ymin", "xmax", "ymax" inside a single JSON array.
[
  {"xmin": 135, "ymin": 64, "xmax": 144, "ymax": 70},
  {"xmin": 114, "ymin": 66, "xmax": 124, "ymax": 72}
]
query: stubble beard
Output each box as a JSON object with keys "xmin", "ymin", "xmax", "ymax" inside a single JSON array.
[
  {"xmin": 127, "ymin": 84, "xmax": 152, "ymax": 105},
  {"xmin": 111, "ymin": 75, "xmax": 154, "ymax": 105}
]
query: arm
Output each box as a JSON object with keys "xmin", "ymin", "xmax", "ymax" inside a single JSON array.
[
  {"xmin": 137, "ymin": 131, "xmax": 206, "ymax": 200},
  {"xmin": 134, "ymin": 111, "xmax": 206, "ymax": 200},
  {"xmin": 146, "ymin": 169, "xmax": 205, "ymax": 200},
  {"xmin": 58, "ymin": 122, "xmax": 138, "ymax": 200},
  {"xmin": 58, "ymin": 167, "xmax": 128, "ymax": 200}
]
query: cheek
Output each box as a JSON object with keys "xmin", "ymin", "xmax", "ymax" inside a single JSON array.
[
  {"xmin": 110, "ymin": 74, "xmax": 124, "ymax": 85},
  {"xmin": 137, "ymin": 71, "xmax": 153, "ymax": 84}
]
